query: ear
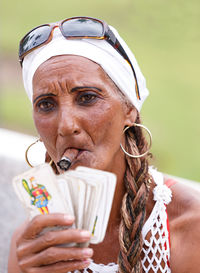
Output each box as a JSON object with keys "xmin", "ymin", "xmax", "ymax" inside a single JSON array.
[{"xmin": 124, "ymin": 106, "xmax": 138, "ymax": 128}]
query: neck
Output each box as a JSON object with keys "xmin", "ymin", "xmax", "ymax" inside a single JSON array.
[{"xmin": 107, "ymin": 158, "xmax": 126, "ymax": 230}]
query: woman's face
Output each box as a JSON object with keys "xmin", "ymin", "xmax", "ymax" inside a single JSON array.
[{"xmin": 32, "ymin": 55, "xmax": 136, "ymax": 176}]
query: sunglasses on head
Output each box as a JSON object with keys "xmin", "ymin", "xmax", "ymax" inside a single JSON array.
[{"xmin": 19, "ymin": 16, "xmax": 140, "ymax": 100}]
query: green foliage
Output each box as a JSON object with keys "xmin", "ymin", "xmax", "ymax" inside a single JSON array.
[
  {"xmin": 1, "ymin": 0, "xmax": 200, "ymax": 180},
  {"xmin": 0, "ymin": 87, "xmax": 36, "ymax": 134}
]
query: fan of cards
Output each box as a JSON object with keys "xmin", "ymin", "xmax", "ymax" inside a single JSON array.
[{"xmin": 12, "ymin": 163, "xmax": 116, "ymax": 244}]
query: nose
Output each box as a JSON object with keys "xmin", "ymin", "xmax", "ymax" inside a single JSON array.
[{"xmin": 58, "ymin": 108, "xmax": 81, "ymax": 137}]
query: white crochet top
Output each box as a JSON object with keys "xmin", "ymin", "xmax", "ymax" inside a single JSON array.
[{"xmin": 73, "ymin": 168, "xmax": 172, "ymax": 273}]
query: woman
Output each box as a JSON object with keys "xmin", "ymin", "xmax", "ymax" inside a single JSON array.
[{"xmin": 8, "ymin": 16, "xmax": 200, "ymax": 273}]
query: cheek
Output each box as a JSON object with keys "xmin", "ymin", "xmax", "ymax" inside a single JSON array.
[
  {"xmin": 86, "ymin": 102, "xmax": 124, "ymax": 147},
  {"xmin": 84, "ymin": 104, "xmax": 125, "ymax": 172},
  {"xmin": 33, "ymin": 113, "xmax": 58, "ymax": 141}
]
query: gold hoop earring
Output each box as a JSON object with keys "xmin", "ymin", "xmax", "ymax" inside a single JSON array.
[
  {"xmin": 120, "ymin": 123, "xmax": 152, "ymax": 158},
  {"xmin": 25, "ymin": 139, "xmax": 53, "ymax": 168}
]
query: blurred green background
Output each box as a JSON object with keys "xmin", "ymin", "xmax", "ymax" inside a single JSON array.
[{"xmin": 1, "ymin": 0, "xmax": 199, "ymax": 181}]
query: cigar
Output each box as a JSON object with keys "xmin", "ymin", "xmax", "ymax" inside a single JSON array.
[
  {"xmin": 57, "ymin": 148, "xmax": 79, "ymax": 171},
  {"xmin": 57, "ymin": 156, "xmax": 71, "ymax": 171}
]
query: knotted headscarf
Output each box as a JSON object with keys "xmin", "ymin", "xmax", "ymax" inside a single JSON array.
[{"xmin": 22, "ymin": 23, "xmax": 149, "ymax": 111}]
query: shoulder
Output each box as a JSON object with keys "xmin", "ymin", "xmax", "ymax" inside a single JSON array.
[
  {"xmin": 167, "ymin": 179, "xmax": 200, "ymax": 220},
  {"xmin": 166, "ymin": 180, "xmax": 200, "ymax": 273}
]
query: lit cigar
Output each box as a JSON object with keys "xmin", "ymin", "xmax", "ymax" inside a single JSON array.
[
  {"xmin": 57, "ymin": 148, "xmax": 79, "ymax": 171},
  {"xmin": 57, "ymin": 156, "xmax": 71, "ymax": 171}
]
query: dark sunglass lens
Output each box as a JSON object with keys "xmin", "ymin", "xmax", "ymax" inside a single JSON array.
[
  {"xmin": 62, "ymin": 18, "xmax": 103, "ymax": 37},
  {"xmin": 19, "ymin": 25, "xmax": 51, "ymax": 57}
]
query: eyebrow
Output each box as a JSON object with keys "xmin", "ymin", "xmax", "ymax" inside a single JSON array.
[
  {"xmin": 33, "ymin": 93, "xmax": 56, "ymax": 104},
  {"xmin": 33, "ymin": 86, "xmax": 102, "ymax": 103},
  {"xmin": 70, "ymin": 86, "xmax": 102, "ymax": 93}
]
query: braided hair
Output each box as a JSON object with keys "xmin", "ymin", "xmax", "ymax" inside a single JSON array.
[{"xmin": 118, "ymin": 113, "xmax": 151, "ymax": 273}]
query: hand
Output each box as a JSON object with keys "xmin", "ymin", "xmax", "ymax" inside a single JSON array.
[{"xmin": 16, "ymin": 213, "xmax": 93, "ymax": 273}]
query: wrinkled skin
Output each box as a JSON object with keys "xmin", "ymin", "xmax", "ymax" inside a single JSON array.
[
  {"xmin": 8, "ymin": 56, "xmax": 200, "ymax": 273},
  {"xmin": 32, "ymin": 55, "xmax": 135, "ymax": 175}
]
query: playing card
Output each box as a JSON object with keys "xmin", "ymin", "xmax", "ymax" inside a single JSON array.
[
  {"xmin": 76, "ymin": 167, "xmax": 116, "ymax": 243},
  {"xmin": 64, "ymin": 170, "xmax": 103, "ymax": 237},
  {"xmin": 57, "ymin": 177, "xmax": 74, "ymax": 216},
  {"xmin": 13, "ymin": 163, "xmax": 70, "ymax": 219},
  {"xmin": 76, "ymin": 179, "xmax": 86, "ymax": 229},
  {"xmin": 13, "ymin": 164, "xmax": 116, "ymax": 245}
]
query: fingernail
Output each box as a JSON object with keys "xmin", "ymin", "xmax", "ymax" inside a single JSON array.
[
  {"xmin": 80, "ymin": 230, "xmax": 91, "ymax": 239},
  {"xmin": 64, "ymin": 214, "xmax": 75, "ymax": 222},
  {"xmin": 83, "ymin": 248, "xmax": 93, "ymax": 257},
  {"xmin": 83, "ymin": 258, "xmax": 92, "ymax": 265}
]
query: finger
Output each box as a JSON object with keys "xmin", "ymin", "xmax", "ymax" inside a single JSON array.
[
  {"xmin": 21, "ymin": 259, "xmax": 91, "ymax": 273},
  {"xmin": 17, "ymin": 213, "xmax": 75, "ymax": 243},
  {"xmin": 30, "ymin": 229, "xmax": 90, "ymax": 253},
  {"xmin": 19, "ymin": 247, "xmax": 93, "ymax": 268},
  {"xmin": 17, "ymin": 229, "xmax": 91, "ymax": 258}
]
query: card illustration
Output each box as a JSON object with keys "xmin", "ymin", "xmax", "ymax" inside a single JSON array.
[{"xmin": 22, "ymin": 176, "xmax": 52, "ymax": 215}]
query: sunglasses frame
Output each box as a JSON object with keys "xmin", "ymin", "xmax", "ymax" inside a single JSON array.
[{"xmin": 19, "ymin": 16, "xmax": 140, "ymax": 99}]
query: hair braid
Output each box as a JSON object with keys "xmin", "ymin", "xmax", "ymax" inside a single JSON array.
[{"xmin": 118, "ymin": 115, "xmax": 151, "ymax": 273}]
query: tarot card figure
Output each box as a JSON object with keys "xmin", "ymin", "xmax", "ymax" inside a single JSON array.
[{"xmin": 22, "ymin": 176, "xmax": 52, "ymax": 214}]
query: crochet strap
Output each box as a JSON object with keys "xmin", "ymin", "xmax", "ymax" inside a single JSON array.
[{"xmin": 141, "ymin": 169, "xmax": 171, "ymax": 273}]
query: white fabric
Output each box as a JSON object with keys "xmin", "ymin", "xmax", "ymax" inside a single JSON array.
[
  {"xmin": 22, "ymin": 25, "xmax": 149, "ymax": 111},
  {"xmin": 84, "ymin": 262, "xmax": 118, "ymax": 273},
  {"xmin": 69, "ymin": 168, "xmax": 172, "ymax": 273}
]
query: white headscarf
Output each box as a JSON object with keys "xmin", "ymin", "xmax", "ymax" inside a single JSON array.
[{"xmin": 22, "ymin": 25, "xmax": 149, "ymax": 111}]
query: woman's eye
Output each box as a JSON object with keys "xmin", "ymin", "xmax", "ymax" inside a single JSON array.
[
  {"xmin": 78, "ymin": 92, "xmax": 98, "ymax": 105},
  {"xmin": 36, "ymin": 99, "xmax": 55, "ymax": 112}
]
